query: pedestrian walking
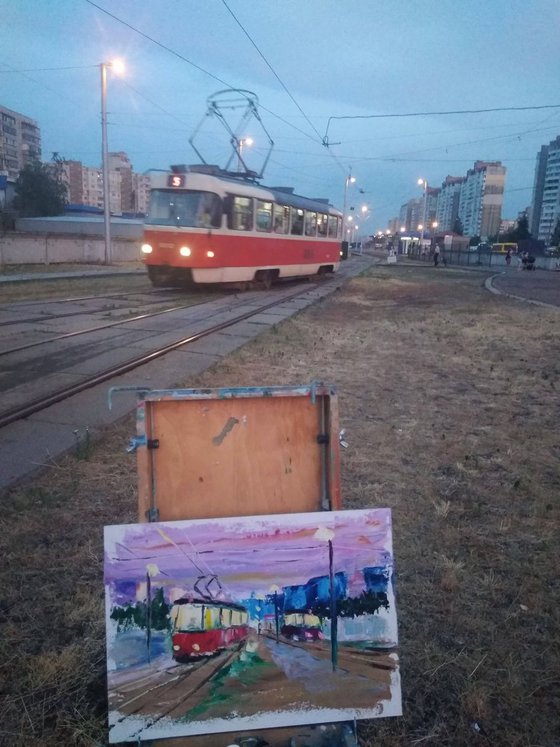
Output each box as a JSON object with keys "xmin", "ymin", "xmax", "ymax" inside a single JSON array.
[
  {"xmin": 434, "ymin": 244, "xmax": 441, "ymax": 267},
  {"xmin": 505, "ymin": 248, "xmax": 512, "ymax": 266}
]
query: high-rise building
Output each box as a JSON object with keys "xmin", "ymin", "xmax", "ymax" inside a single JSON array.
[
  {"xmin": 399, "ymin": 198, "xmax": 423, "ymax": 231},
  {"xmin": 59, "ymin": 152, "xmax": 150, "ymax": 215},
  {"xmin": 0, "ymin": 104, "xmax": 42, "ymax": 179},
  {"xmin": 458, "ymin": 161, "xmax": 505, "ymax": 238},
  {"xmin": 436, "ymin": 176, "xmax": 464, "ymax": 232},
  {"xmin": 530, "ymin": 135, "xmax": 560, "ymax": 244}
]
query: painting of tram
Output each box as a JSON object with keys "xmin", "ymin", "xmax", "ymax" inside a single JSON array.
[{"xmin": 170, "ymin": 598, "xmax": 249, "ymax": 661}]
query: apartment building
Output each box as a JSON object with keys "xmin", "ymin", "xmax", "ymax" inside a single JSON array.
[
  {"xmin": 60, "ymin": 152, "xmax": 150, "ymax": 215},
  {"xmin": 530, "ymin": 135, "xmax": 560, "ymax": 244},
  {"xmin": 0, "ymin": 104, "xmax": 42, "ymax": 180},
  {"xmin": 458, "ymin": 161, "xmax": 505, "ymax": 238},
  {"xmin": 436, "ymin": 176, "xmax": 464, "ymax": 232},
  {"xmin": 399, "ymin": 197, "xmax": 423, "ymax": 231},
  {"xmin": 393, "ymin": 161, "xmax": 506, "ymax": 238}
]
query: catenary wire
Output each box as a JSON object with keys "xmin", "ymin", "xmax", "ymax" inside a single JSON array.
[
  {"xmin": 83, "ymin": 0, "xmax": 323, "ymax": 146},
  {"xmin": 220, "ymin": 0, "xmax": 324, "ymax": 144}
]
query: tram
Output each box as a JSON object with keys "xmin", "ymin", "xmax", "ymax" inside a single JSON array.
[
  {"xmin": 141, "ymin": 165, "xmax": 344, "ymax": 288},
  {"xmin": 281, "ymin": 612, "xmax": 324, "ymax": 642},
  {"xmin": 169, "ymin": 597, "xmax": 249, "ymax": 662}
]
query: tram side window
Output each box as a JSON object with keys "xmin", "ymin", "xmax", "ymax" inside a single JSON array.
[
  {"xmin": 273, "ymin": 204, "xmax": 290, "ymax": 234},
  {"xmin": 291, "ymin": 208, "xmax": 304, "ymax": 235},
  {"xmin": 256, "ymin": 200, "xmax": 273, "ymax": 232},
  {"xmin": 231, "ymin": 196, "xmax": 253, "ymax": 230},
  {"xmin": 317, "ymin": 213, "xmax": 328, "ymax": 237},
  {"xmin": 328, "ymin": 215, "xmax": 339, "ymax": 238},
  {"xmin": 305, "ymin": 211, "xmax": 317, "ymax": 237}
]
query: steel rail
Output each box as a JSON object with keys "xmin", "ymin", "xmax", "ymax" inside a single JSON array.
[
  {"xmin": 0, "ymin": 294, "xmax": 203, "ymax": 328},
  {"xmin": 0, "ymin": 296, "xmax": 233, "ymax": 357},
  {"xmin": 0, "ymin": 287, "xmax": 182, "ymax": 309},
  {"xmin": 0, "ymin": 285, "xmax": 318, "ymax": 430}
]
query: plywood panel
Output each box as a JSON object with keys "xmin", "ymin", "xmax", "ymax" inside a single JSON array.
[{"xmin": 139, "ymin": 396, "xmax": 327, "ymax": 522}]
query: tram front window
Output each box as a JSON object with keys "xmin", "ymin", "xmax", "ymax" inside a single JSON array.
[
  {"xmin": 171, "ymin": 603, "xmax": 204, "ymax": 632},
  {"xmin": 148, "ymin": 190, "xmax": 221, "ymax": 228}
]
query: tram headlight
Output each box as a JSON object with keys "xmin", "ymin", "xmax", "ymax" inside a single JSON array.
[
  {"xmin": 179, "ymin": 246, "xmax": 191, "ymax": 257},
  {"xmin": 141, "ymin": 243, "xmax": 153, "ymax": 254},
  {"xmin": 172, "ymin": 644, "xmax": 180, "ymax": 651},
  {"xmin": 192, "ymin": 643, "xmax": 200, "ymax": 651},
  {"xmin": 206, "ymin": 250, "xmax": 215, "ymax": 258}
]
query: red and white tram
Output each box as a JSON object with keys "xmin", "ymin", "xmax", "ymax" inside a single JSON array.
[
  {"xmin": 141, "ymin": 165, "xmax": 344, "ymax": 288},
  {"xmin": 169, "ymin": 597, "xmax": 249, "ymax": 662}
]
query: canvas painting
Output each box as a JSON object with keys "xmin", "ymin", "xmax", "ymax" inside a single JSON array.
[{"xmin": 104, "ymin": 508, "xmax": 401, "ymax": 742}]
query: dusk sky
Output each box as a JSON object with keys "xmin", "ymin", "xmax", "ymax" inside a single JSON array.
[
  {"xmin": 104, "ymin": 509, "xmax": 393, "ymax": 600},
  {"xmin": 2, "ymin": 0, "xmax": 560, "ymax": 229}
]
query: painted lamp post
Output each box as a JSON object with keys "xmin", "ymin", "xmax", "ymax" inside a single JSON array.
[
  {"xmin": 269, "ymin": 584, "xmax": 280, "ymax": 643},
  {"xmin": 145, "ymin": 562, "xmax": 160, "ymax": 662},
  {"xmin": 314, "ymin": 525, "xmax": 337, "ymax": 671}
]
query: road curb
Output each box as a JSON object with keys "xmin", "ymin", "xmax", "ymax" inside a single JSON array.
[{"xmin": 485, "ymin": 273, "xmax": 559, "ymax": 309}]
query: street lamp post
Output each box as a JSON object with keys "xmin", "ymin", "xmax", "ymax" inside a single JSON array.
[
  {"xmin": 100, "ymin": 59, "xmax": 124, "ymax": 265},
  {"xmin": 100, "ymin": 62, "xmax": 110, "ymax": 265},
  {"xmin": 418, "ymin": 178, "xmax": 428, "ymax": 254},
  {"xmin": 342, "ymin": 168, "xmax": 356, "ymax": 257}
]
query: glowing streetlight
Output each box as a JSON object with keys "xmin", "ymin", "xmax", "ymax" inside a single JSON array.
[
  {"xmin": 237, "ymin": 136, "xmax": 253, "ymax": 171},
  {"xmin": 100, "ymin": 58, "xmax": 125, "ymax": 264}
]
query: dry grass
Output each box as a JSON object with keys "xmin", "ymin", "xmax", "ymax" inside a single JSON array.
[{"xmin": 0, "ymin": 264, "xmax": 559, "ymax": 745}]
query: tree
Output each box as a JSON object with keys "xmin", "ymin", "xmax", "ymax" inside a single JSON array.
[
  {"xmin": 550, "ymin": 217, "xmax": 560, "ymax": 248},
  {"xmin": 452, "ymin": 217, "xmax": 463, "ymax": 235},
  {"xmin": 13, "ymin": 160, "xmax": 67, "ymax": 217},
  {"xmin": 511, "ymin": 215, "xmax": 531, "ymax": 241},
  {"xmin": 501, "ymin": 215, "xmax": 532, "ymax": 243}
]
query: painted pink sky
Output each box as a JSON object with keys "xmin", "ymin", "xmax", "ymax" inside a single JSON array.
[{"xmin": 104, "ymin": 508, "xmax": 393, "ymax": 599}]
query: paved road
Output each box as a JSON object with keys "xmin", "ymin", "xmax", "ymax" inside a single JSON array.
[{"xmin": 490, "ymin": 269, "xmax": 560, "ymax": 308}]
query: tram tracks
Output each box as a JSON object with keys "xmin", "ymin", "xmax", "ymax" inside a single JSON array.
[{"xmin": 0, "ymin": 283, "xmax": 323, "ymax": 430}]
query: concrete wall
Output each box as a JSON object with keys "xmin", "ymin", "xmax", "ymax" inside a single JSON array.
[
  {"xmin": 15, "ymin": 216, "xmax": 143, "ymax": 238},
  {"xmin": 0, "ymin": 232, "xmax": 140, "ymax": 264}
]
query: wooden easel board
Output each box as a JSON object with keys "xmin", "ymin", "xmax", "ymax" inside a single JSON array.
[
  {"xmin": 132, "ymin": 384, "xmax": 352, "ymax": 747},
  {"xmin": 136, "ymin": 385, "xmax": 341, "ymax": 523}
]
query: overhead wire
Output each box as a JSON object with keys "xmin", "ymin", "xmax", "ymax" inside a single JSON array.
[
  {"xmin": 83, "ymin": 0, "xmax": 323, "ymax": 146},
  {"xmin": 219, "ymin": 0, "xmax": 324, "ymax": 144},
  {"xmin": 323, "ymin": 103, "xmax": 560, "ymax": 143}
]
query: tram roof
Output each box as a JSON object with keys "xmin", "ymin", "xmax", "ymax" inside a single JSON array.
[
  {"xmin": 172, "ymin": 596, "xmax": 247, "ymax": 612},
  {"xmin": 162, "ymin": 164, "xmax": 341, "ymax": 215}
]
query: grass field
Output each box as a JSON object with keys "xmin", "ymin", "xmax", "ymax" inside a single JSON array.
[{"xmin": 0, "ymin": 264, "xmax": 558, "ymax": 746}]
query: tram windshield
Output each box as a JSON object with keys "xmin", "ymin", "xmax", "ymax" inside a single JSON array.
[
  {"xmin": 170, "ymin": 603, "xmax": 204, "ymax": 632},
  {"xmin": 148, "ymin": 190, "xmax": 222, "ymax": 228}
]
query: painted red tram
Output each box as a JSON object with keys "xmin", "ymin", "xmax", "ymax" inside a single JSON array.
[
  {"xmin": 141, "ymin": 165, "xmax": 344, "ymax": 288},
  {"xmin": 169, "ymin": 597, "xmax": 249, "ymax": 662}
]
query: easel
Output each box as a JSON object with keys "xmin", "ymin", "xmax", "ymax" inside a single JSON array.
[{"xmin": 125, "ymin": 383, "xmax": 358, "ymax": 747}]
